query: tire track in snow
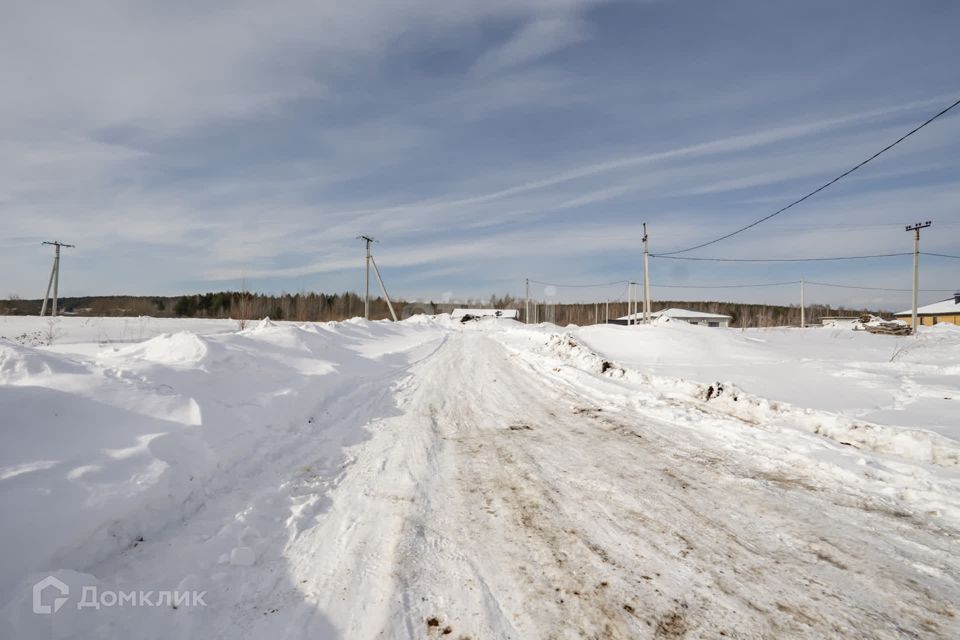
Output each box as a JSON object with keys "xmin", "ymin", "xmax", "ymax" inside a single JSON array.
[{"xmin": 368, "ymin": 330, "xmax": 960, "ymax": 639}]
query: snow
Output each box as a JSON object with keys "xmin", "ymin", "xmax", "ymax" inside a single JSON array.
[
  {"xmin": 619, "ymin": 307, "xmax": 732, "ymax": 321},
  {"xmin": 1, "ymin": 315, "xmax": 959, "ymax": 638},
  {"xmin": 895, "ymin": 296, "xmax": 960, "ymax": 316},
  {"xmin": 451, "ymin": 308, "xmax": 520, "ymax": 319}
]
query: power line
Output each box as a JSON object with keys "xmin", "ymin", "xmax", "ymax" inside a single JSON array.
[
  {"xmin": 923, "ymin": 251, "xmax": 960, "ymax": 259},
  {"xmin": 651, "ymin": 252, "xmax": 911, "ymax": 262},
  {"xmin": 648, "ymin": 279, "xmax": 953, "ymax": 292},
  {"xmin": 658, "ymin": 96, "xmax": 960, "ymax": 256},
  {"xmin": 805, "ymin": 280, "xmax": 953, "ymax": 293},
  {"xmin": 651, "ymin": 280, "xmax": 800, "ymax": 289},
  {"xmin": 528, "ymin": 278, "xmax": 629, "ymax": 288}
]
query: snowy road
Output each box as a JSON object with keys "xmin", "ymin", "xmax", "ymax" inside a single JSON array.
[
  {"xmin": 320, "ymin": 329, "xmax": 959, "ymax": 639},
  {"xmin": 3, "ymin": 318, "xmax": 959, "ymax": 639}
]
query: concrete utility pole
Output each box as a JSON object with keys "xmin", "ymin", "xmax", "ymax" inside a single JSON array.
[
  {"xmin": 357, "ymin": 235, "xmax": 374, "ymax": 320},
  {"xmin": 905, "ymin": 221, "xmax": 932, "ymax": 331},
  {"xmin": 800, "ymin": 278, "xmax": 805, "ymax": 329},
  {"xmin": 356, "ymin": 235, "xmax": 397, "ymax": 321},
  {"xmin": 40, "ymin": 241, "xmax": 74, "ymax": 317},
  {"xmin": 642, "ymin": 223, "xmax": 651, "ymax": 324},
  {"xmin": 525, "ymin": 278, "xmax": 530, "ymax": 324}
]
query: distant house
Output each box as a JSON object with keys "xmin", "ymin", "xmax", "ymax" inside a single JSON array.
[
  {"xmin": 611, "ymin": 308, "xmax": 731, "ymax": 328},
  {"xmin": 451, "ymin": 308, "xmax": 519, "ymax": 322},
  {"xmin": 893, "ymin": 294, "xmax": 960, "ymax": 327},
  {"xmin": 819, "ymin": 316, "xmax": 861, "ymax": 327}
]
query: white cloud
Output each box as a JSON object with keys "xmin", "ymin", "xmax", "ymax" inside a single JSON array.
[{"xmin": 471, "ymin": 15, "xmax": 591, "ymax": 77}]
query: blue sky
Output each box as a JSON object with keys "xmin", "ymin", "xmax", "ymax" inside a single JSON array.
[{"xmin": 1, "ymin": 0, "xmax": 958, "ymax": 310}]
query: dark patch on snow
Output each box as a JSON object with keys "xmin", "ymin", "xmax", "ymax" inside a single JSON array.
[
  {"xmin": 654, "ymin": 609, "xmax": 689, "ymax": 638},
  {"xmin": 705, "ymin": 382, "xmax": 724, "ymax": 401},
  {"xmin": 813, "ymin": 550, "xmax": 849, "ymax": 570},
  {"xmin": 600, "ymin": 360, "xmax": 625, "ymax": 376},
  {"xmin": 573, "ymin": 406, "xmax": 602, "ymax": 416}
]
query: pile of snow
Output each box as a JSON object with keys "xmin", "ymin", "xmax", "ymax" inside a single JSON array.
[
  {"xmin": 111, "ymin": 331, "xmax": 209, "ymax": 366},
  {"xmin": 524, "ymin": 329, "xmax": 960, "ymax": 467}
]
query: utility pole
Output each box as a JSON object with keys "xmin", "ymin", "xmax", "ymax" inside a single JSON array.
[
  {"xmin": 800, "ymin": 278, "xmax": 805, "ymax": 329},
  {"xmin": 905, "ymin": 221, "xmax": 931, "ymax": 331},
  {"xmin": 627, "ymin": 282, "xmax": 634, "ymax": 325},
  {"xmin": 357, "ymin": 235, "xmax": 374, "ymax": 320},
  {"xmin": 40, "ymin": 241, "xmax": 75, "ymax": 317},
  {"xmin": 356, "ymin": 235, "xmax": 398, "ymax": 321},
  {"xmin": 642, "ymin": 223, "xmax": 651, "ymax": 324},
  {"xmin": 605, "ymin": 300, "xmax": 609, "ymax": 324},
  {"xmin": 525, "ymin": 278, "xmax": 530, "ymax": 324}
]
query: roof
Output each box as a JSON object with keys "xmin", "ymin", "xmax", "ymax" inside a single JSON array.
[
  {"xmin": 894, "ymin": 297, "xmax": 960, "ymax": 316},
  {"xmin": 451, "ymin": 308, "xmax": 519, "ymax": 319},
  {"xmin": 618, "ymin": 308, "xmax": 732, "ymax": 321}
]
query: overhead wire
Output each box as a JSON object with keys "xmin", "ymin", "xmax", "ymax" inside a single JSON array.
[
  {"xmin": 528, "ymin": 278, "xmax": 629, "ymax": 288},
  {"xmin": 656, "ymin": 96, "xmax": 960, "ymax": 256},
  {"xmin": 647, "ymin": 280, "xmax": 953, "ymax": 293},
  {"xmin": 805, "ymin": 280, "xmax": 955, "ymax": 293},
  {"xmin": 651, "ymin": 280, "xmax": 800, "ymax": 288},
  {"xmin": 651, "ymin": 252, "xmax": 911, "ymax": 263}
]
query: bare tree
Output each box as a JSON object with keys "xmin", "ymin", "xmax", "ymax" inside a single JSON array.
[{"xmin": 236, "ymin": 278, "xmax": 251, "ymax": 330}]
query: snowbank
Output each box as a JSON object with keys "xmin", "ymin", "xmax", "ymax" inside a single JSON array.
[
  {"xmin": 0, "ymin": 317, "xmax": 452, "ymax": 627},
  {"xmin": 524, "ymin": 328, "xmax": 960, "ymax": 467}
]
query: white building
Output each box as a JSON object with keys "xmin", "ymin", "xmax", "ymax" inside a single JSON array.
[
  {"xmin": 615, "ymin": 308, "xmax": 731, "ymax": 328},
  {"xmin": 451, "ymin": 308, "xmax": 520, "ymax": 321}
]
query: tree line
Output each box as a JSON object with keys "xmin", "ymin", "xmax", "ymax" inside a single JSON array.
[
  {"xmin": 523, "ymin": 299, "xmax": 888, "ymax": 327},
  {"xmin": 1, "ymin": 292, "xmax": 888, "ymax": 327}
]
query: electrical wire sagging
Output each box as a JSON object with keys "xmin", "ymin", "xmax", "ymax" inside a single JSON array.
[{"xmin": 656, "ymin": 97, "xmax": 960, "ymax": 256}]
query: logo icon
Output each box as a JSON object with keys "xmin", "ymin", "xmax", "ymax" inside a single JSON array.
[{"xmin": 33, "ymin": 576, "xmax": 69, "ymax": 614}]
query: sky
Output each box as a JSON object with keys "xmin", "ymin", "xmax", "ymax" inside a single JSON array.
[{"xmin": 1, "ymin": 0, "xmax": 958, "ymax": 311}]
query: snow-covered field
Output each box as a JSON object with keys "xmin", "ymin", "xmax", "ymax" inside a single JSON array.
[{"xmin": 1, "ymin": 315, "xmax": 958, "ymax": 639}]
